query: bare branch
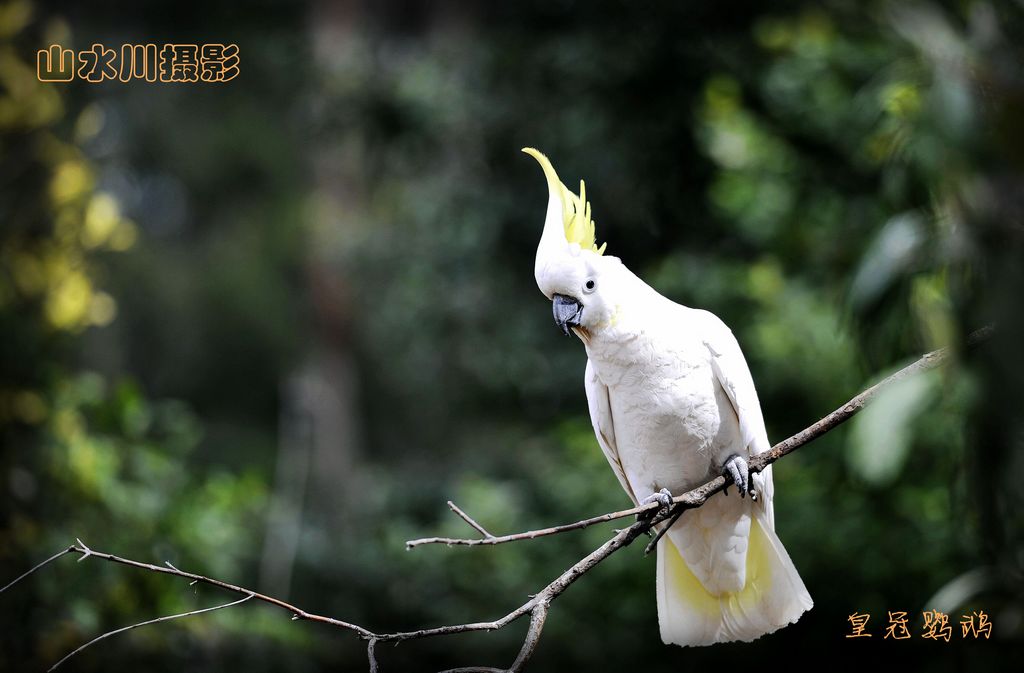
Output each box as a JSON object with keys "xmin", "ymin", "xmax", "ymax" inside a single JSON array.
[
  {"xmin": 49, "ymin": 594, "xmax": 254, "ymax": 671},
  {"xmin": 65, "ymin": 541, "xmax": 375, "ymax": 638},
  {"xmin": 508, "ymin": 603, "xmax": 548, "ymax": 673},
  {"xmin": 644, "ymin": 506, "xmax": 684, "ymax": 556},
  {"xmin": 406, "ymin": 501, "xmax": 659, "ymax": 549},
  {"xmin": 367, "ymin": 638, "xmax": 379, "ymax": 673},
  {"xmin": 448, "ymin": 500, "xmax": 495, "ymax": 539},
  {"xmin": 3, "ymin": 326, "xmax": 991, "ymax": 673},
  {"xmin": 0, "ymin": 546, "xmax": 75, "ymax": 594},
  {"xmin": 748, "ymin": 324, "xmax": 993, "ymax": 473}
]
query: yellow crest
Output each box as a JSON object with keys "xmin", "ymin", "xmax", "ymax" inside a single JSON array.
[{"xmin": 522, "ymin": 148, "xmax": 607, "ymax": 255}]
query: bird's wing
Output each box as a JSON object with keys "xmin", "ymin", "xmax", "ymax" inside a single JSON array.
[
  {"xmin": 696, "ymin": 310, "xmax": 776, "ymax": 529},
  {"xmin": 585, "ymin": 359, "xmax": 640, "ymax": 506}
]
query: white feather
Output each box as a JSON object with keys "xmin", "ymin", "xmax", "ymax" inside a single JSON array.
[
  {"xmin": 577, "ymin": 265, "xmax": 811, "ymax": 646},
  {"xmin": 585, "ymin": 360, "xmax": 639, "ymax": 507}
]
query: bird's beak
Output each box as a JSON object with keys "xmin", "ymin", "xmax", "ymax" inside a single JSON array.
[{"xmin": 552, "ymin": 294, "xmax": 583, "ymax": 336}]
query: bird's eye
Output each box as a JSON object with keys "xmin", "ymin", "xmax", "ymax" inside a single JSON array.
[{"xmin": 583, "ymin": 278, "xmax": 597, "ymax": 294}]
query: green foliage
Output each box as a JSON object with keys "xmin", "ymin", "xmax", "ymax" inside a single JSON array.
[{"xmin": 0, "ymin": 5, "xmax": 290, "ymax": 670}]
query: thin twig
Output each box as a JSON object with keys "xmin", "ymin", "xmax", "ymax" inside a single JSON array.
[
  {"xmin": 64, "ymin": 542, "xmax": 375, "ymax": 638},
  {"xmin": 748, "ymin": 324, "xmax": 992, "ymax": 473},
  {"xmin": 406, "ymin": 501, "xmax": 660, "ymax": 549},
  {"xmin": 448, "ymin": 500, "xmax": 495, "ymax": 538},
  {"xmin": 0, "ymin": 545, "xmax": 75, "ymax": 594},
  {"xmin": 49, "ymin": 594, "xmax": 254, "ymax": 671},
  {"xmin": 644, "ymin": 507, "xmax": 685, "ymax": 556}
]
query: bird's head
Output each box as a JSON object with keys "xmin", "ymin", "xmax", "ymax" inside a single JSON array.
[{"xmin": 523, "ymin": 147, "xmax": 624, "ymax": 339}]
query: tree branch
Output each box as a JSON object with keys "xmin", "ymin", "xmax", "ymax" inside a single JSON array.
[
  {"xmin": 0, "ymin": 546, "xmax": 76, "ymax": 595},
  {"xmin": 447, "ymin": 500, "xmax": 496, "ymax": 539},
  {"xmin": 48, "ymin": 594, "xmax": 254, "ymax": 672},
  {"xmin": 56, "ymin": 540, "xmax": 376, "ymax": 637},
  {"xmin": 2, "ymin": 327, "xmax": 991, "ymax": 672}
]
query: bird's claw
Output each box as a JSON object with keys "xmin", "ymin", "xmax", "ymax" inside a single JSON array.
[
  {"xmin": 722, "ymin": 454, "xmax": 752, "ymax": 499},
  {"xmin": 641, "ymin": 488, "xmax": 674, "ymax": 511}
]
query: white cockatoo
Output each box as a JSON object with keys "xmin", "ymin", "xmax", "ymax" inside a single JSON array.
[{"xmin": 523, "ymin": 147, "xmax": 813, "ymax": 645}]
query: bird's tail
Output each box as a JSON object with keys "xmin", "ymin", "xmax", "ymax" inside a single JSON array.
[{"xmin": 655, "ymin": 507, "xmax": 813, "ymax": 646}]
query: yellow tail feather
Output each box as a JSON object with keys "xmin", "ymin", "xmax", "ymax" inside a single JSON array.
[{"xmin": 656, "ymin": 512, "xmax": 812, "ymax": 646}]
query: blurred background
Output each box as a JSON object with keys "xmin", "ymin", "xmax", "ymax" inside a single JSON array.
[{"xmin": 2, "ymin": 0, "xmax": 1023, "ymax": 670}]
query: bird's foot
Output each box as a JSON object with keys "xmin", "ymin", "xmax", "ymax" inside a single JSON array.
[
  {"xmin": 642, "ymin": 488, "xmax": 674, "ymax": 509},
  {"xmin": 722, "ymin": 454, "xmax": 757, "ymax": 500},
  {"xmin": 638, "ymin": 488, "xmax": 674, "ymax": 525}
]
